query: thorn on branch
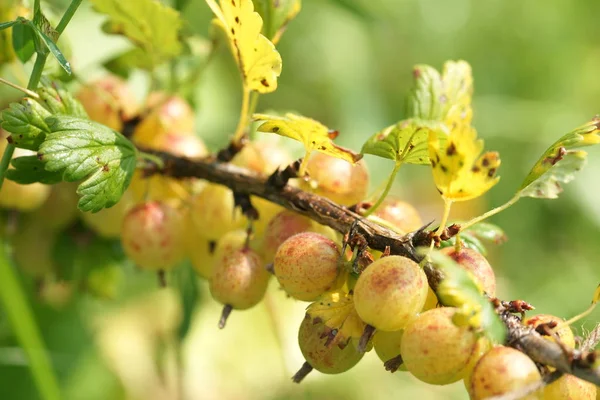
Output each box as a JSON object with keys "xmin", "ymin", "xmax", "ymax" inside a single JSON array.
[
  {"xmin": 121, "ymin": 115, "xmax": 142, "ymax": 139},
  {"xmin": 266, "ymin": 159, "xmax": 300, "ymax": 189},
  {"xmin": 233, "ymin": 192, "xmax": 259, "ymax": 221},
  {"xmin": 217, "ymin": 138, "xmax": 246, "ymax": 163}
]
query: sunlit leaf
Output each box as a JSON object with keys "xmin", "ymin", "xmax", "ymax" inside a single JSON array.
[
  {"xmin": 254, "ymin": 113, "xmax": 361, "ymax": 164},
  {"xmin": 441, "ymin": 61, "xmax": 473, "ymax": 129},
  {"xmin": 429, "ymin": 124, "xmax": 500, "ymax": 201},
  {"xmin": 253, "ymin": 0, "xmax": 301, "ymax": 43},
  {"xmin": 39, "ymin": 117, "xmax": 137, "ymax": 212},
  {"xmin": 0, "ymin": 81, "xmax": 87, "ymax": 151},
  {"xmin": 424, "ymin": 249, "xmax": 506, "ymax": 343},
  {"xmin": 306, "ymin": 290, "xmax": 366, "ymax": 348},
  {"xmin": 91, "ymin": 0, "xmax": 183, "ymax": 67},
  {"xmin": 206, "ymin": 0, "xmax": 282, "ymax": 93},
  {"xmin": 361, "ymin": 118, "xmax": 446, "ymax": 165},
  {"xmin": 0, "ymin": 97, "xmax": 52, "ymax": 150},
  {"xmin": 593, "ymin": 284, "xmax": 600, "ymax": 305},
  {"xmin": 518, "ymin": 118, "xmax": 600, "ymax": 199},
  {"xmin": 407, "ymin": 60, "xmax": 473, "ymax": 129},
  {"xmin": 406, "ymin": 65, "xmax": 444, "ymax": 121},
  {"xmin": 37, "ymin": 80, "xmax": 88, "ymax": 119}
]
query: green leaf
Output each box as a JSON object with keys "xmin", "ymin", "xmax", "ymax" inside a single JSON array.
[
  {"xmin": 91, "ymin": 0, "xmax": 183, "ymax": 67},
  {"xmin": 253, "ymin": 0, "xmax": 301, "ymax": 40},
  {"xmin": 406, "ymin": 65, "xmax": 444, "ymax": 121},
  {"xmin": 518, "ymin": 118, "xmax": 600, "ymax": 199},
  {"xmin": 103, "ymin": 48, "xmax": 155, "ymax": 77},
  {"xmin": 423, "ymin": 248, "xmax": 506, "ymax": 343},
  {"xmin": 37, "ymin": 80, "xmax": 88, "ymax": 118},
  {"xmin": 1, "ymin": 81, "xmax": 87, "ymax": 151},
  {"xmin": 361, "ymin": 118, "xmax": 445, "ymax": 165},
  {"xmin": 0, "ymin": 97, "xmax": 52, "ymax": 150},
  {"xmin": 406, "ymin": 60, "xmax": 473, "ymax": 128},
  {"xmin": 464, "ymin": 222, "xmax": 507, "ymax": 245},
  {"xmin": 27, "ymin": 20, "xmax": 71, "ymax": 74},
  {"xmin": 39, "ymin": 116, "xmax": 137, "ymax": 212},
  {"xmin": 440, "ymin": 233, "xmax": 487, "ymax": 256},
  {"xmin": 0, "ymin": 20, "xmax": 18, "ymax": 31},
  {"xmin": 6, "ymin": 156, "xmax": 63, "ymax": 184},
  {"xmin": 12, "ymin": 21, "xmax": 36, "ymax": 63}
]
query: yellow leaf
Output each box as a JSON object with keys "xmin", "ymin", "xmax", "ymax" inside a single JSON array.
[
  {"xmin": 206, "ymin": 0, "xmax": 282, "ymax": 93},
  {"xmin": 254, "ymin": 113, "xmax": 362, "ymax": 165},
  {"xmin": 442, "ymin": 61, "xmax": 473, "ymax": 130},
  {"xmin": 429, "ymin": 124, "xmax": 500, "ymax": 201},
  {"xmin": 593, "ymin": 284, "xmax": 600, "ymax": 304},
  {"xmin": 306, "ymin": 290, "xmax": 366, "ymax": 348}
]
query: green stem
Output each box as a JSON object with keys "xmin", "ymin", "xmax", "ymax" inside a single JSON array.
[
  {"xmin": 27, "ymin": 53, "xmax": 48, "ymax": 90},
  {"xmin": 0, "ymin": 247, "xmax": 61, "ymax": 400},
  {"xmin": 363, "ymin": 162, "xmax": 402, "ymax": 217},
  {"xmin": 232, "ymin": 86, "xmax": 251, "ymax": 144},
  {"xmin": 436, "ymin": 198, "xmax": 453, "ymax": 236},
  {"xmin": 459, "ymin": 194, "xmax": 520, "ymax": 231},
  {"xmin": 54, "ymin": 0, "xmax": 83, "ymax": 35}
]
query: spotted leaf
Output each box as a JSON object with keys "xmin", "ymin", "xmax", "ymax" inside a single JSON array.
[
  {"xmin": 361, "ymin": 119, "xmax": 446, "ymax": 165},
  {"xmin": 206, "ymin": 0, "xmax": 282, "ymax": 93},
  {"xmin": 429, "ymin": 124, "xmax": 500, "ymax": 201},
  {"xmin": 518, "ymin": 118, "xmax": 600, "ymax": 199},
  {"xmin": 407, "ymin": 60, "xmax": 473, "ymax": 129},
  {"xmin": 254, "ymin": 113, "xmax": 361, "ymax": 164}
]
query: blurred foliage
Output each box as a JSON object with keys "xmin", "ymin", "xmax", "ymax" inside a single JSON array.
[{"xmin": 0, "ymin": 0, "xmax": 599, "ymax": 399}]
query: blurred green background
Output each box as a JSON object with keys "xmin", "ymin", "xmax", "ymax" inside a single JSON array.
[{"xmin": 0, "ymin": 0, "xmax": 599, "ymax": 399}]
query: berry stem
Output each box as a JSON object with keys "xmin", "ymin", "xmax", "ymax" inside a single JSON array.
[
  {"xmin": 218, "ymin": 304, "xmax": 233, "ymax": 329},
  {"xmin": 435, "ymin": 198, "xmax": 453, "ymax": 238},
  {"xmin": 158, "ymin": 270, "xmax": 167, "ymax": 287},
  {"xmin": 232, "ymin": 86, "xmax": 251, "ymax": 145},
  {"xmin": 459, "ymin": 194, "xmax": 520, "ymax": 231},
  {"xmin": 291, "ymin": 362, "xmax": 313, "ymax": 383},
  {"xmin": 358, "ymin": 324, "xmax": 376, "ymax": 353},
  {"xmin": 363, "ymin": 162, "xmax": 402, "ymax": 217},
  {"xmin": 384, "ymin": 354, "xmax": 403, "ymax": 373}
]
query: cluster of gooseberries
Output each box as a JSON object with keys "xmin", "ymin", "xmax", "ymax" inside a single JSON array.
[{"xmin": 1, "ymin": 75, "xmax": 597, "ymax": 400}]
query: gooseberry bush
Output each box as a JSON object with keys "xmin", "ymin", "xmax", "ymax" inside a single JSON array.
[{"xmin": 0, "ymin": 1, "xmax": 599, "ymax": 399}]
